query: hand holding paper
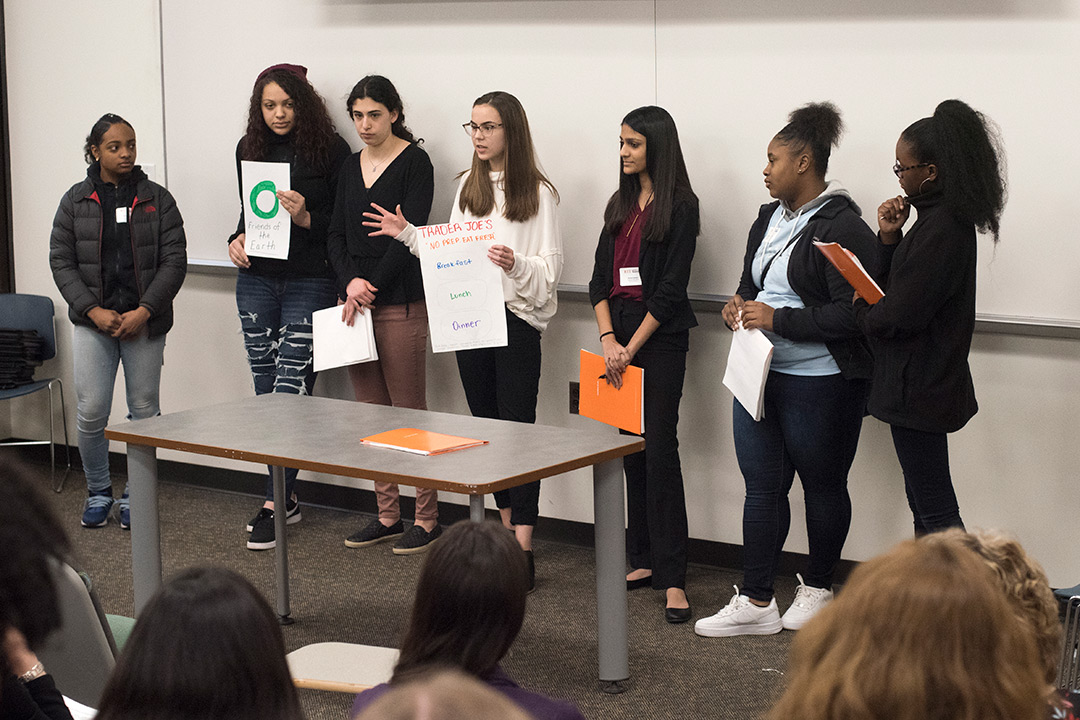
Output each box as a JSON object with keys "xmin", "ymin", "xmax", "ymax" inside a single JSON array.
[
  {"xmin": 312, "ymin": 305, "xmax": 378, "ymax": 372},
  {"xmin": 722, "ymin": 326, "xmax": 774, "ymax": 422}
]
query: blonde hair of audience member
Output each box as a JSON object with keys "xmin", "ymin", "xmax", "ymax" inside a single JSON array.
[
  {"xmin": 768, "ymin": 538, "xmax": 1047, "ymax": 720},
  {"xmin": 354, "ymin": 669, "xmax": 532, "ymax": 720},
  {"xmin": 927, "ymin": 528, "xmax": 1061, "ymax": 686}
]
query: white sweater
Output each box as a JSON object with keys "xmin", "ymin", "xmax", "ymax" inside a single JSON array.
[{"xmin": 398, "ymin": 170, "xmax": 562, "ymax": 333}]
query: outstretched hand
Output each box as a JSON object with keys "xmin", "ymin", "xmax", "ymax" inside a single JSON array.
[{"xmin": 362, "ymin": 203, "xmax": 408, "ymax": 238}]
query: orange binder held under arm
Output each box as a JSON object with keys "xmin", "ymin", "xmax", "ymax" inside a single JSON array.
[
  {"xmin": 813, "ymin": 240, "xmax": 885, "ymax": 304},
  {"xmin": 578, "ymin": 349, "xmax": 644, "ymax": 435},
  {"xmin": 360, "ymin": 428, "xmax": 488, "ymax": 456}
]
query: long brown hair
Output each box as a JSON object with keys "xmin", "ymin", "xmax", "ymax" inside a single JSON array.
[
  {"xmin": 458, "ymin": 91, "xmax": 557, "ymax": 223},
  {"xmin": 768, "ymin": 537, "xmax": 1047, "ymax": 720},
  {"xmin": 239, "ymin": 67, "xmax": 339, "ymax": 173},
  {"xmin": 391, "ymin": 521, "xmax": 528, "ymax": 684}
]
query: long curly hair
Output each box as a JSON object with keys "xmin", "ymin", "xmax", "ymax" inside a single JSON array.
[
  {"xmin": 239, "ymin": 67, "xmax": 339, "ymax": 173},
  {"xmin": 768, "ymin": 537, "xmax": 1047, "ymax": 720},
  {"xmin": 926, "ymin": 529, "xmax": 1061, "ymax": 686},
  {"xmin": 901, "ymin": 99, "xmax": 1007, "ymax": 242},
  {"xmin": 0, "ymin": 462, "xmax": 72, "ymax": 677}
]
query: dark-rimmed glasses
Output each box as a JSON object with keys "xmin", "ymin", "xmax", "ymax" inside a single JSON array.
[
  {"xmin": 893, "ymin": 161, "xmax": 930, "ymax": 177},
  {"xmin": 463, "ymin": 122, "xmax": 503, "ymax": 138}
]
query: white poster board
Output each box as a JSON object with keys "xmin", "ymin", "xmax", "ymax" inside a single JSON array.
[
  {"xmin": 241, "ymin": 160, "xmax": 291, "ymax": 260},
  {"xmin": 415, "ymin": 220, "xmax": 508, "ymax": 353}
]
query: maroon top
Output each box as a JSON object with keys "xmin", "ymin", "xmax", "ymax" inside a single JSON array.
[{"xmin": 610, "ymin": 202, "xmax": 652, "ymax": 301}]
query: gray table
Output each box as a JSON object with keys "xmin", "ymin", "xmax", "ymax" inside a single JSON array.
[{"xmin": 105, "ymin": 393, "xmax": 643, "ymax": 689}]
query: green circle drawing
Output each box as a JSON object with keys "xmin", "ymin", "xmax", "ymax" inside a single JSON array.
[{"xmin": 249, "ymin": 180, "xmax": 279, "ymax": 219}]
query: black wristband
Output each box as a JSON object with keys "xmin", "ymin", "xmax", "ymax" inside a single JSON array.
[{"xmin": 599, "ymin": 331, "xmax": 615, "ymax": 341}]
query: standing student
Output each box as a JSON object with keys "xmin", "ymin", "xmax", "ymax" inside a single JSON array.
[
  {"xmin": 50, "ymin": 114, "xmax": 187, "ymax": 530},
  {"xmin": 588, "ymin": 106, "xmax": 699, "ymax": 624},
  {"xmin": 854, "ymin": 99, "xmax": 1007, "ymax": 534},
  {"xmin": 327, "ymin": 75, "xmax": 439, "ymax": 555},
  {"xmin": 227, "ymin": 64, "xmax": 351, "ymax": 551},
  {"xmin": 365, "ymin": 91, "xmax": 561, "ymax": 584},
  {"xmin": 695, "ymin": 103, "xmax": 876, "ymax": 638}
]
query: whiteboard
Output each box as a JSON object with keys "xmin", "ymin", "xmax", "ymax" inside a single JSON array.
[{"xmin": 161, "ymin": 0, "xmax": 1080, "ymax": 321}]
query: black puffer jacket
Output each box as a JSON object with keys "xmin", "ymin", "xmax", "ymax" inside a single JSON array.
[{"xmin": 50, "ymin": 166, "xmax": 187, "ymax": 337}]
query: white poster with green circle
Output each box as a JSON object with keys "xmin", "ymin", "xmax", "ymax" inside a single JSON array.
[{"xmin": 241, "ymin": 160, "xmax": 291, "ymax": 260}]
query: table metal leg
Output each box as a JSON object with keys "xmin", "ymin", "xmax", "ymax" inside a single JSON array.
[
  {"xmin": 593, "ymin": 457, "xmax": 629, "ymax": 691},
  {"xmin": 128, "ymin": 444, "xmax": 161, "ymax": 615},
  {"xmin": 272, "ymin": 465, "xmax": 292, "ymax": 623},
  {"xmin": 469, "ymin": 494, "xmax": 485, "ymax": 523}
]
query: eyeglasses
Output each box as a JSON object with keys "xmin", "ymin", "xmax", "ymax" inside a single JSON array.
[
  {"xmin": 893, "ymin": 161, "xmax": 930, "ymax": 177},
  {"xmin": 463, "ymin": 122, "xmax": 503, "ymax": 138}
]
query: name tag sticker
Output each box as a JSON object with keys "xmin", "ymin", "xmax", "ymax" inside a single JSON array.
[
  {"xmin": 116, "ymin": 207, "xmax": 128, "ymax": 224},
  {"xmin": 620, "ymin": 266, "xmax": 642, "ymax": 287}
]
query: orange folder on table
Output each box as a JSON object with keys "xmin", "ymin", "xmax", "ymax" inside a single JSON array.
[
  {"xmin": 813, "ymin": 241, "xmax": 885, "ymax": 304},
  {"xmin": 360, "ymin": 428, "xmax": 488, "ymax": 456},
  {"xmin": 578, "ymin": 349, "xmax": 644, "ymax": 435}
]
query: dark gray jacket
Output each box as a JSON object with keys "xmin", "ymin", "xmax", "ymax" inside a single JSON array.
[{"xmin": 50, "ymin": 169, "xmax": 187, "ymax": 337}]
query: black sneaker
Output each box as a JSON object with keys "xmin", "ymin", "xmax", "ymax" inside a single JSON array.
[
  {"xmin": 392, "ymin": 523, "xmax": 443, "ymax": 555},
  {"xmin": 247, "ymin": 510, "xmax": 283, "ymax": 551},
  {"xmin": 246, "ymin": 496, "xmax": 301, "ymax": 532},
  {"xmin": 344, "ymin": 519, "xmax": 404, "ymax": 548}
]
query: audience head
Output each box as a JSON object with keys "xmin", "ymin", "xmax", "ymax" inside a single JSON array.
[
  {"xmin": 355, "ymin": 669, "xmax": 532, "ymax": 720},
  {"xmin": 604, "ymin": 105, "xmax": 698, "ymax": 244},
  {"xmin": 95, "ymin": 566, "xmax": 302, "ymax": 720},
  {"xmin": 897, "ymin": 98, "xmax": 1006, "ymax": 241},
  {"xmin": 926, "ymin": 528, "xmax": 1061, "ymax": 686},
  {"xmin": 242, "ymin": 62, "xmax": 338, "ymax": 171},
  {"xmin": 347, "ymin": 74, "xmax": 416, "ymax": 144},
  {"xmin": 765, "ymin": 101, "xmax": 842, "ymax": 207},
  {"xmin": 768, "ymin": 537, "xmax": 1048, "ymax": 720},
  {"xmin": 391, "ymin": 520, "xmax": 528, "ymax": 684},
  {"xmin": 0, "ymin": 460, "xmax": 71, "ymax": 677}
]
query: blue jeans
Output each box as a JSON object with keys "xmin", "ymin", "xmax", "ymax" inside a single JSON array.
[
  {"xmin": 72, "ymin": 324, "xmax": 166, "ymax": 497},
  {"xmin": 890, "ymin": 425, "xmax": 964, "ymax": 534},
  {"xmin": 236, "ymin": 271, "xmax": 335, "ymax": 501},
  {"xmin": 733, "ymin": 371, "xmax": 868, "ymax": 602}
]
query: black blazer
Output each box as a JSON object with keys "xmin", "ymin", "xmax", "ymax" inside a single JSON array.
[
  {"xmin": 854, "ymin": 191, "xmax": 978, "ymax": 433},
  {"xmin": 589, "ymin": 197, "xmax": 699, "ymax": 335},
  {"xmin": 737, "ymin": 196, "xmax": 879, "ymax": 380}
]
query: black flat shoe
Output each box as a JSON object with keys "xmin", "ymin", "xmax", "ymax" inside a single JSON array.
[
  {"xmin": 627, "ymin": 575, "xmax": 653, "ymax": 590},
  {"xmin": 665, "ymin": 605, "xmax": 692, "ymax": 624}
]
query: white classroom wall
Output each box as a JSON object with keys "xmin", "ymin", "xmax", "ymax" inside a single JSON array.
[{"xmin": 6, "ymin": 0, "xmax": 1080, "ymax": 585}]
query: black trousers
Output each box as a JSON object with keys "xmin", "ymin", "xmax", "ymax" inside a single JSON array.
[
  {"xmin": 890, "ymin": 424, "xmax": 965, "ymax": 534},
  {"xmin": 456, "ymin": 308, "xmax": 543, "ymax": 526},
  {"xmin": 610, "ymin": 297, "xmax": 689, "ymax": 591}
]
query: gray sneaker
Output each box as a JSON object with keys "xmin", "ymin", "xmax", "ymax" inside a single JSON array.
[{"xmin": 392, "ymin": 524, "xmax": 443, "ymax": 555}]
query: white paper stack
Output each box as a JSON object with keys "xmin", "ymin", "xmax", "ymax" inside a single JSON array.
[
  {"xmin": 722, "ymin": 327, "xmax": 774, "ymax": 422},
  {"xmin": 312, "ymin": 305, "xmax": 378, "ymax": 372}
]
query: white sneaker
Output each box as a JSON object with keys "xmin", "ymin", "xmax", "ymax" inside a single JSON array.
[
  {"xmin": 694, "ymin": 586, "xmax": 783, "ymax": 637},
  {"xmin": 781, "ymin": 573, "xmax": 833, "ymax": 630}
]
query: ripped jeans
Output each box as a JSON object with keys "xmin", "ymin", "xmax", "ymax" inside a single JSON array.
[{"xmin": 236, "ymin": 271, "xmax": 335, "ymax": 502}]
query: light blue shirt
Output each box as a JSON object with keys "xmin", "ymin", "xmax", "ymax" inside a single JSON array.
[{"xmin": 750, "ymin": 191, "xmax": 841, "ymax": 376}]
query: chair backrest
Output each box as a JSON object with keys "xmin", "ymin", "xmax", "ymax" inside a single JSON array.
[
  {"xmin": 0, "ymin": 293, "xmax": 57, "ymax": 360},
  {"xmin": 36, "ymin": 561, "xmax": 118, "ymax": 708}
]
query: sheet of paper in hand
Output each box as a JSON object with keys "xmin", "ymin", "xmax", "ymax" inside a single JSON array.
[{"xmin": 241, "ymin": 160, "xmax": 291, "ymax": 260}]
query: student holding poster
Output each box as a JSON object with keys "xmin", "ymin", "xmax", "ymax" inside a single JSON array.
[
  {"xmin": 854, "ymin": 100, "xmax": 1007, "ymax": 535},
  {"xmin": 365, "ymin": 91, "xmax": 561, "ymax": 588},
  {"xmin": 327, "ymin": 75, "xmax": 441, "ymax": 555},
  {"xmin": 588, "ymin": 106, "xmax": 699, "ymax": 624},
  {"xmin": 227, "ymin": 64, "xmax": 351, "ymax": 551},
  {"xmin": 50, "ymin": 114, "xmax": 187, "ymax": 530},
  {"xmin": 695, "ymin": 103, "xmax": 876, "ymax": 638}
]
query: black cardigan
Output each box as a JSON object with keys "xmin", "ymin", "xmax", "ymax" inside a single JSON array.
[
  {"xmin": 228, "ymin": 133, "xmax": 352, "ymax": 279},
  {"xmin": 854, "ymin": 191, "xmax": 978, "ymax": 433},
  {"xmin": 326, "ymin": 143, "xmax": 433, "ymax": 305},
  {"xmin": 589, "ymin": 198, "xmax": 699, "ymax": 334},
  {"xmin": 735, "ymin": 196, "xmax": 878, "ymax": 380}
]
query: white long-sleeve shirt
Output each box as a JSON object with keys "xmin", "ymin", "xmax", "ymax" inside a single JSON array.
[{"xmin": 398, "ymin": 170, "xmax": 562, "ymax": 333}]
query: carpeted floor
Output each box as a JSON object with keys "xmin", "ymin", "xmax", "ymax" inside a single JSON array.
[{"xmin": 22, "ymin": 455, "xmax": 797, "ymax": 720}]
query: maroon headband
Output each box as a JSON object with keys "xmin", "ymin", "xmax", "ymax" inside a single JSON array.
[{"xmin": 256, "ymin": 63, "xmax": 308, "ymax": 86}]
